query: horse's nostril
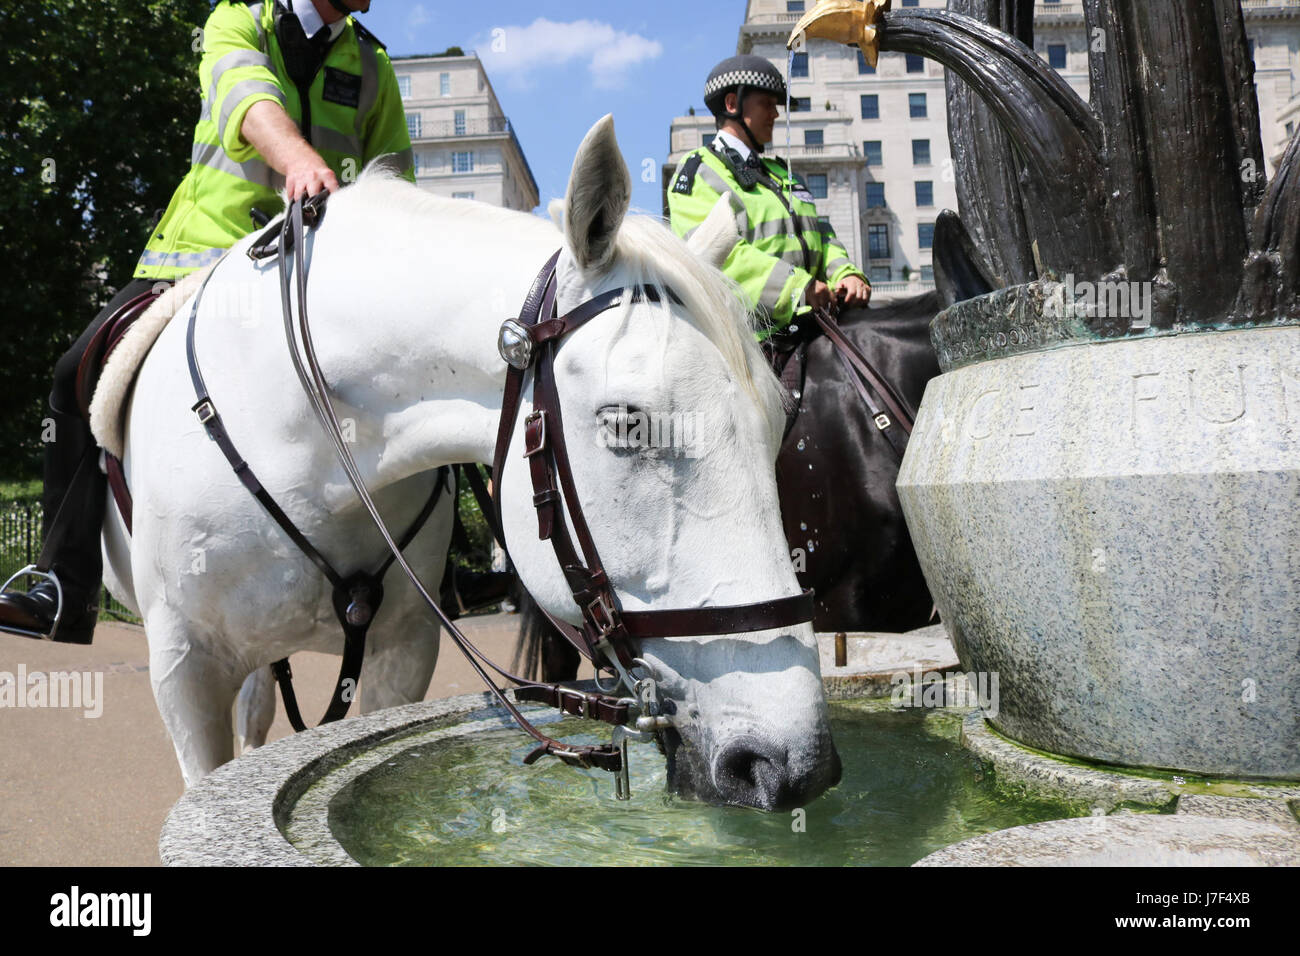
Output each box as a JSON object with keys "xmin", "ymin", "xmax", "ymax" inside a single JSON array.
[{"xmin": 714, "ymin": 738, "xmax": 793, "ymax": 810}]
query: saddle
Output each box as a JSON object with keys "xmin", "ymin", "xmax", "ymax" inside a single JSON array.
[{"xmin": 82, "ymin": 269, "xmax": 214, "ymax": 531}]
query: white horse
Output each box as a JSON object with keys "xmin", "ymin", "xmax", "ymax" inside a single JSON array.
[{"xmin": 101, "ymin": 116, "xmax": 840, "ymax": 809}]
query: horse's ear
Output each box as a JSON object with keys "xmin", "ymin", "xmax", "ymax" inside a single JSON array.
[
  {"xmin": 686, "ymin": 195, "xmax": 739, "ymax": 270},
  {"xmin": 564, "ymin": 114, "xmax": 630, "ymax": 272}
]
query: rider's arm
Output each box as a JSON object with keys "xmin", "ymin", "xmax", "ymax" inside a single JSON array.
[
  {"xmin": 200, "ymin": 3, "xmax": 336, "ymax": 198},
  {"xmin": 362, "ymin": 56, "xmax": 417, "ymax": 183},
  {"xmin": 818, "ymin": 223, "xmax": 871, "ymax": 307},
  {"xmin": 242, "ymin": 101, "xmax": 338, "ymax": 198},
  {"xmin": 668, "ymin": 153, "xmax": 813, "ymax": 328}
]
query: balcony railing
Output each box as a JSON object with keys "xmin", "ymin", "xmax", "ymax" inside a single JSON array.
[
  {"xmin": 777, "ymin": 143, "xmax": 861, "ymax": 160},
  {"xmin": 414, "ymin": 116, "xmax": 514, "ymax": 140},
  {"xmin": 1034, "ymin": 2, "xmax": 1084, "ymax": 15}
]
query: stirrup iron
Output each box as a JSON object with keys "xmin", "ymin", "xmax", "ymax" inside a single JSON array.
[{"xmin": 0, "ymin": 566, "xmax": 63, "ymax": 641}]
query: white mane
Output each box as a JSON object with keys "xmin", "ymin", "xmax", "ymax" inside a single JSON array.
[{"xmin": 333, "ymin": 169, "xmax": 786, "ymax": 434}]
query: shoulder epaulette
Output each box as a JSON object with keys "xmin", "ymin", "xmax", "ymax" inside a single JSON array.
[
  {"xmin": 672, "ymin": 152, "xmax": 705, "ymax": 196},
  {"xmin": 351, "ymin": 19, "xmax": 387, "ymax": 50}
]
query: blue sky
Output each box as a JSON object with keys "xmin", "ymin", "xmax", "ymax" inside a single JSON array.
[{"xmin": 356, "ymin": 1, "xmax": 753, "ymax": 216}]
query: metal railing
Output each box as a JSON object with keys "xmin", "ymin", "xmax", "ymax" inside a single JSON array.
[
  {"xmin": 1034, "ymin": 1, "xmax": 1084, "ymax": 15},
  {"xmin": 0, "ymin": 499, "xmax": 139, "ymax": 625},
  {"xmin": 414, "ymin": 116, "xmax": 513, "ymax": 140}
]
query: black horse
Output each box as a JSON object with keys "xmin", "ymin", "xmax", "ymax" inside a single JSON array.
[{"xmin": 516, "ymin": 292, "xmax": 943, "ymax": 681}]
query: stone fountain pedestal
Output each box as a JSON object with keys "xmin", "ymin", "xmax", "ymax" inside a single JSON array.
[{"xmin": 897, "ymin": 282, "xmax": 1300, "ymax": 781}]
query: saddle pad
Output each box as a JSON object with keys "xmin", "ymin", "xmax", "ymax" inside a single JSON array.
[{"xmin": 89, "ymin": 265, "xmax": 214, "ymax": 460}]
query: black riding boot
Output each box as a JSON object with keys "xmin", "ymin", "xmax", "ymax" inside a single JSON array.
[
  {"xmin": 0, "ymin": 410, "xmax": 104, "ymax": 643},
  {"xmin": 0, "ymin": 277, "xmax": 156, "ymax": 643}
]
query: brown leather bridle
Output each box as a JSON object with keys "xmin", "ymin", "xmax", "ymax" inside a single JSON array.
[
  {"xmin": 492, "ymin": 250, "xmax": 815, "ymax": 687},
  {"xmin": 192, "ymin": 196, "xmax": 815, "ymax": 794}
]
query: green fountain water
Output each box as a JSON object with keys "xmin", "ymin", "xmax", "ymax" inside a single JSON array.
[{"xmin": 321, "ymin": 699, "xmax": 1083, "ymax": 866}]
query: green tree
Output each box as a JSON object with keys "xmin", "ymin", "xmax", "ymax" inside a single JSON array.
[{"xmin": 0, "ymin": 0, "xmax": 214, "ymax": 478}]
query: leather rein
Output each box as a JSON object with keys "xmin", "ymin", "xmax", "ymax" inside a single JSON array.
[{"xmin": 186, "ymin": 194, "xmax": 815, "ymax": 795}]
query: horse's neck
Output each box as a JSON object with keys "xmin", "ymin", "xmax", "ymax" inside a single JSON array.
[{"xmin": 295, "ymin": 211, "xmax": 561, "ymax": 488}]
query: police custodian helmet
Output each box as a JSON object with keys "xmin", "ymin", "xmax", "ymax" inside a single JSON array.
[{"xmin": 704, "ymin": 54, "xmax": 788, "ymax": 119}]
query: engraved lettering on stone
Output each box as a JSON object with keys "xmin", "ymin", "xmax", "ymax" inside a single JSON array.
[
  {"xmin": 1187, "ymin": 365, "xmax": 1247, "ymax": 424},
  {"xmin": 1012, "ymin": 383, "xmax": 1040, "ymax": 437},
  {"xmin": 967, "ymin": 388, "xmax": 1003, "ymax": 440},
  {"xmin": 1130, "ymin": 372, "xmax": 1162, "ymax": 432}
]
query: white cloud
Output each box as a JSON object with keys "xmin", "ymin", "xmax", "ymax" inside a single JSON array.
[
  {"xmin": 408, "ymin": 4, "xmax": 431, "ymax": 29},
  {"xmin": 475, "ymin": 18, "xmax": 663, "ymax": 89}
]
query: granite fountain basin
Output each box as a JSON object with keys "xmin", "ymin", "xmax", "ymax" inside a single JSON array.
[
  {"xmin": 897, "ymin": 285, "xmax": 1300, "ymax": 780},
  {"xmin": 158, "ymin": 626, "xmax": 1097, "ymax": 867}
]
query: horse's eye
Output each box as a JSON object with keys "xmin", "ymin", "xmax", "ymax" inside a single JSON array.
[{"xmin": 596, "ymin": 404, "xmax": 647, "ymax": 454}]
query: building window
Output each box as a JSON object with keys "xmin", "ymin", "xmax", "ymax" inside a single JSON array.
[
  {"xmin": 702, "ymin": 132, "xmax": 716, "ymax": 148},
  {"xmin": 921, "ymin": 265, "xmax": 934, "ymax": 281},
  {"xmin": 452, "ymin": 191, "xmax": 475, "ymax": 200},
  {"xmin": 787, "ymin": 0, "xmax": 805, "ymax": 10},
  {"xmin": 804, "ymin": 129, "xmax": 824, "ymax": 146},
  {"xmin": 868, "ymin": 224, "xmax": 890, "ymax": 259},
  {"xmin": 452, "ymin": 151, "xmax": 474, "ymax": 173},
  {"xmin": 919, "ymin": 223, "xmax": 935, "ymax": 249},
  {"xmin": 397, "ymin": 75, "xmax": 411, "ymax": 98},
  {"xmin": 791, "ymin": 53, "xmax": 809, "ymax": 78},
  {"xmin": 1048, "ymin": 44, "xmax": 1067, "ymax": 70},
  {"xmin": 406, "ymin": 112, "xmax": 421, "ymax": 139},
  {"xmin": 791, "ymin": 97, "xmax": 811, "ymax": 112},
  {"xmin": 912, "ymin": 139, "xmax": 931, "ymax": 165},
  {"xmin": 864, "ymin": 140, "xmax": 883, "ymax": 165},
  {"xmin": 454, "ymin": 110, "xmax": 466, "ymax": 136},
  {"xmin": 439, "ymin": 72, "xmax": 450, "ymax": 97},
  {"xmin": 905, "ymin": 54, "xmax": 925, "ymax": 73},
  {"xmin": 807, "ymin": 173, "xmax": 828, "ymax": 199},
  {"xmin": 411, "ymin": 152, "xmax": 421, "ymax": 176},
  {"xmin": 901, "ymin": 0, "xmax": 920, "ymax": 6},
  {"xmin": 870, "ymin": 265, "xmax": 892, "ymax": 283},
  {"xmin": 861, "ymin": 94, "xmax": 879, "ymax": 119},
  {"xmin": 857, "ymin": 50, "xmax": 875, "ymax": 74},
  {"xmin": 866, "ymin": 183, "xmax": 886, "ymax": 208},
  {"xmin": 909, "ymin": 93, "xmax": 927, "ymax": 118},
  {"xmin": 915, "ymin": 181, "xmax": 934, "ymax": 206}
]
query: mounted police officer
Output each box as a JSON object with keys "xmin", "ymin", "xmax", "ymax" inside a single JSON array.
[
  {"xmin": 667, "ymin": 54, "xmax": 871, "ymax": 334},
  {"xmin": 0, "ymin": 0, "xmax": 414, "ymax": 643}
]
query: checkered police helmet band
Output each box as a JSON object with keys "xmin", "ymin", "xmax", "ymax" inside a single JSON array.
[{"xmin": 705, "ymin": 70, "xmax": 785, "ymax": 98}]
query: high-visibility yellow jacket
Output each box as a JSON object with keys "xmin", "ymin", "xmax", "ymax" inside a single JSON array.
[
  {"xmin": 667, "ymin": 141, "xmax": 867, "ymax": 331},
  {"xmin": 135, "ymin": 0, "xmax": 414, "ymax": 280}
]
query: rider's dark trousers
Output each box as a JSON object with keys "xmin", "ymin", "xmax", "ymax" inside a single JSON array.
[{"xmin": 44, "ymin": 277, "xmax": 158, "ymax": 609}]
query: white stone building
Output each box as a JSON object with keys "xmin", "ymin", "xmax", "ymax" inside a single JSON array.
[
  {"xmin": 391, "ymin": 53, "xmax": 539, "ymax": 212},
  {"xmin": 665, "ymin": 0, "xmax": 1300, "ymax": 295}
]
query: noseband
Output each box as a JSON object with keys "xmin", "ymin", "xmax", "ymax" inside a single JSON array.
[{"xmin": 191, "ymin": 196, "xmax": 814, "ymax": 795}]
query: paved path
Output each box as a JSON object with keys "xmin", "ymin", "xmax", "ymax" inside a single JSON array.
[{"xmin": 0, "ymin": 613, "xmax": 584, "ymax": 866}]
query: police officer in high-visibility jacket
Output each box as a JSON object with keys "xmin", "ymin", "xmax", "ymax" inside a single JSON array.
[
  {"xmin": 0, "ymin": 0, "xmax": 413, "ymax": 644},
  {"xmin": 668, "ymin": 55, "xmax": 871, "ymax": 334}
]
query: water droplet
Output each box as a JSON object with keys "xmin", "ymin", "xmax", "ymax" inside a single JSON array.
[
  {"xmin": 796, "ymin": 438, "xmax": 806, "ymax": 451},
  {"xmin": 799, "ymin": 522, "xmax": 807, "ymax": 531},
  {"xmin": 792, "ymin": 389, "xmax": 801, "ymax": 400},
  {"xmin": 806, "ymin": 541, "xmax": 815, "ymax": 553}
]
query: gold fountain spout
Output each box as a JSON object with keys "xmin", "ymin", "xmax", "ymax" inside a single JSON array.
[{"xmin": 787, "ymin": 0, "xmax": 891, "ymax": 68}]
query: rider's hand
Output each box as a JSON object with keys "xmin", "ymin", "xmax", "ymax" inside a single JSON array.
[
  {"xmin": 835, "ymin": 274, "xmax": 872, "ymax": 308},
  {"xmin": 284, "ymin": 147, "xmax": 339, "ymax": 201},
  {"xmin": 804, "ymin": 279, "xmax": 832, "ymax": 312}
]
